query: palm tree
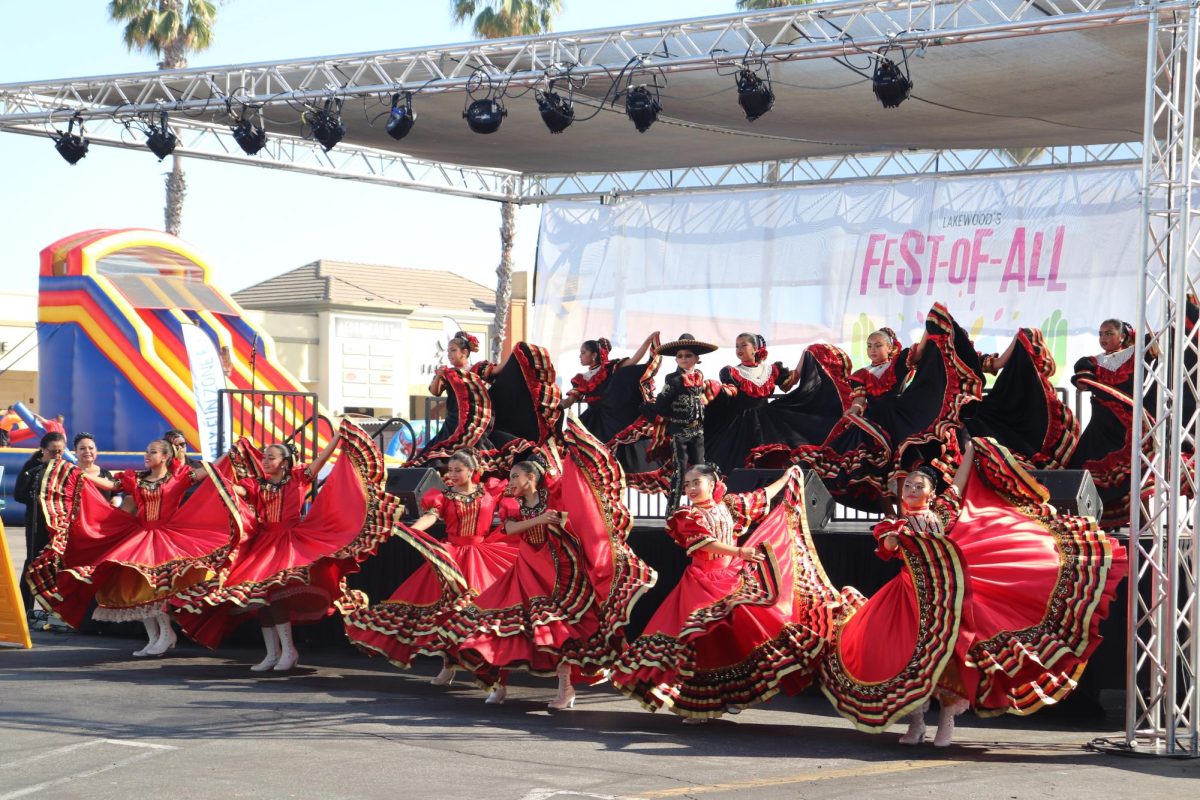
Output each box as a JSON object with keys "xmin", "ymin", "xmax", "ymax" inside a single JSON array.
[
  {"xmin": 108, "ymin": 0, "xmax": 218, "ymax": 236},
  {"xmin": 451, "ymin": 1, "xmax": 563, "ymax": 360}
]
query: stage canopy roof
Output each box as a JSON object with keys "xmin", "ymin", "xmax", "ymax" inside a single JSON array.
[{"xmin": 0, "ymin": 0, "xmax": 1156, "ymax": 201}]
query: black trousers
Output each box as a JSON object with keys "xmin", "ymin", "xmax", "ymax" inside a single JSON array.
[
  {"xmin": 20, "ymin": 516, "xmax": 48, "ymax": 614},
  {"xmin": 667, "ymin": 431, "xmax": 706, "ymax": 513}
]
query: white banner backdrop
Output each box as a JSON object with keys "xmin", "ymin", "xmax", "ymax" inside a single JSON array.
[{"xmin": 532, "ymin": 166, "xmax": 1145, "ymax": 384}]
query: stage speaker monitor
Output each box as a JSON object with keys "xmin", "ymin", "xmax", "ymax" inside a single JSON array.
[
  {"xmin": 725, "ymin": 468, "xmax": 835, "ymax": 531},
  {"xmin": 1029, "ymin": 470, "xmax": 1103, "ymax": 521},
  {"xmin": 385, "ymin": 467, "xmax": 447, "ymax": 520}
]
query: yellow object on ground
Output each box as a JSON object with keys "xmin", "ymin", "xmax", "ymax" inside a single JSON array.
[{"xmin": 0, "ymin": 520, "xmax": 33, "ymax": 648}]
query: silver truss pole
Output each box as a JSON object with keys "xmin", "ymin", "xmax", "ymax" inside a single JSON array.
[{"xmin": 1120, "ymin": 0, "xmax": 1200, "ymax": 757}]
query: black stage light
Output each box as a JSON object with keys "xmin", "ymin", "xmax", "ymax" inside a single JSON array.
[
  {"xmin": 872, "ymin": 57, "xmax": 912, "ymax": 109},
  {"xmin": 310, "ymin": 99, "xmax": 345, "ymax": 151},
  {"xmin": 464, "ymin": 97, "xmax": 507, "ymax": 134},
  {"xmin": 736, "ymin": 68, "xmax": 774, "ymax": 121},
  {"xmin": 145, "ymin": 111, "xmax": 177, "ymax": 160},
  {"xmin": 231, "ymin": 117, "xmax": 267, "ymax": 155},
  {"xmin": 625, "ymin": 85, "xmax": 661, "ymax": 133},
  {"xmin": 536, "ymin": 89, "xmax": 574, "ymax": 134},
  {"xmin": 53, "ymin": 115, "xmax": 89, "ymax": 165},
  {"xmin": 385, "ymin": 92, "xmax": 417, "ymax": 140}
]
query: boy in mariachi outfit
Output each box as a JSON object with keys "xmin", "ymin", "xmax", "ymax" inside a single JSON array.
[{"xmin": 648, "ymin": 333, "xmax": 720, "ymax": 512}]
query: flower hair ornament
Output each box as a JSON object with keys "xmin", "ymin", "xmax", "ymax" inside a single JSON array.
[
  {"xmin": 705, "ymin": 462, "xmax": 728, "ymax": 503},
  {"xmin": 595, "ymin": 337, "xmax": 612, "ymax": 363},
  {"xmin": 752, "ymin": 334, "xmax": 768, "ymax": 365},
  {"xmin": 452, "ymin": 330, "xmax": 480, "ymax": 354}
]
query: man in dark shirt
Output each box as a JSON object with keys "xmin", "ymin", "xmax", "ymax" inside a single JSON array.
[{"xmin": 15, "ymin": 431, "xmax": 66, "ymax": 619}]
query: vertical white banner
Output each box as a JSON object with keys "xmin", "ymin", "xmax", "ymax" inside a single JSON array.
[{"xmin": 181, "ymin": 323, "xmax": 231, "ymax": 461}]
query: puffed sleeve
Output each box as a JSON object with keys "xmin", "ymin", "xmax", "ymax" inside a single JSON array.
[
  {"xmin": 719, "ymin": 365, "xmax": 738, "ymax": 392},
  {"xmin": 773, "ymin": 362, "xmax": 791, "ymax": 388},
  {"xmin": 725, "ymin": 488, "xmax": 768, "ymax": 531},
  {"xmin": 1070, "ymin": 355, "xmax": 1098, "ymax": 387},
  {"xmin": 171, "ymin": 459, "xmax": 193, "ymax": 480},
  {"xmin": 497, "ymin": 497, "xmax": 521, "ymax": 526},
  {"xmin": 471, "ymin": 361, "xmax": 495, "ymax": 382},
  {"xmin": 420, "ymin": 488, "xmax": 446, "ymax": 519},
  {"xmin": 237, "ymin": 476, "xmax": 259, "ymax": 503},
  {"xmin": 666, "ymin": 508, "xmax": 718, "ymax": 555},
  {"xmin": 293, "ymin": 464, "xmax": 314, "ymax": 486},
  {"xmin": 117, "ymin": 468, "xmax": 140, "ymax": 495},
  {"xmin": 929, "ymin": 486, "xmax": 962, "ymax": 531},
  {"xmin": 871, "ymin": 517, "xmax": 907, "ymax": 561}
]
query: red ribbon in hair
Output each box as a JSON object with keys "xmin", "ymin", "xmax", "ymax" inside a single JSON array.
[
  {"xmin": 712, "ymin": 479, "xmax": 727, "ymax": 503},
  {"xmin": 754, "ymin": 346, "xmax": 768, "ymax": 364}
]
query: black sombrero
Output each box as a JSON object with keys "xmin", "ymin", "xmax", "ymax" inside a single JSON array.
[{"xmin": 656, "ymin": 333, "xmax": 718, "ymax": 357}]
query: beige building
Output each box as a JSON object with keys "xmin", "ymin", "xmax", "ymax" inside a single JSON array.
[
  {"xmin": 232, "ymin": 261, "xmax": 526, "ymax": 421},
  {"xmin": 0, "ymin": 292, "xmax": 39, "ymax": 410}
]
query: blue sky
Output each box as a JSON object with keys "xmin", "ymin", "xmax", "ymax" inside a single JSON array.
[{"xmin": 0, "ymin": 1, "xmax": 738, "ymax": 297}]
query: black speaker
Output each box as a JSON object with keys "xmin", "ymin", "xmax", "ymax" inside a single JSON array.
[
  {"xmin": 1029, "ymin": 470, "xmax": 1103, "ymax": 521},
  {"xmin": 725, "ymin": 468, "xmax": 835, "ymax": 531},
  {"xmin": 385, "ymin": 467, "xmax": 447, "ymax": 520}
]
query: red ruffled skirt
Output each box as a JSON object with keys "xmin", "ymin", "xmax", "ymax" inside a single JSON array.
[
  {"xmin": 27, "ymin": 463, "xmax": 243, "ymax": 628},
  {"xmin": 446, "ymin": 535, "xmax": 600, "ymax": 682},
  {"xmin": 610, "ymin": 482, "xmax": 833, "ymax": 719},
  {"xmin": 820, "ymin": 439, "xmax": 1128, "ymax": 731},
  {"xmin": 342, "ymin": 535, "xmax": 518, "ymax": 668}
]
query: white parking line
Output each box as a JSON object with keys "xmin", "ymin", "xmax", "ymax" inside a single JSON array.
[{"xmin": 0, "ymin": 739, "xmax": 179, "ymax": 800}]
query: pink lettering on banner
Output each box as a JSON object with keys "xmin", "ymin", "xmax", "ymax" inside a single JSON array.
[{"xmin": 857, "ymin": 225, "xmax": 1069, "ymax": 297}]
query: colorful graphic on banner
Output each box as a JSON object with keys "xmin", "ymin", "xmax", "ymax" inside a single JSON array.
[{"xmin": 532, "ymin": 167, "xmax": 1145, "ymax": 383}]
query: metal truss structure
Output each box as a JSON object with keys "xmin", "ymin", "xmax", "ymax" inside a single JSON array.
[
  {"xmin": 1116, "ymin": 3, "xmax": 1200, "ymax": 758},
  {"xmin": 0, "ymin": 0, "xmax": 1197, "ymax": 755}
]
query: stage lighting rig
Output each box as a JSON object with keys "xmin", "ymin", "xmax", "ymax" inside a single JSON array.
[
  {"xmin": 536, "ymin": 85, "xmax": 575, "ymax": 134},
  {"xmin": 52, "ymin": 113, "xmax": 89, "ymax": 165},
  {"xmin": 735, "ymin": 65, "xmax": 774, "ymax": 121},
  {"xmin": 307, "ymin": 98, "xmax": 345, "ymax": 151},
  {"xmin": 385, "ymin": 92, "xmax": 417, "ymax": 140},
  {"xmin": 872, "ymin": 54, "xmax": 912, "ymax": 109},
  {"xmin": 231, "ymin": 115, "xmax": 267, "ymax": 155},
  {"xmin": 625, "ymin": 85, "xmax": 661, "ymax": 133},
  {"xmin": 145, "ymin": 111, "xmax": 177, "ymax": 160}
]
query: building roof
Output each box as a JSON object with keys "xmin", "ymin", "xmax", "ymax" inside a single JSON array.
[{"xmin": 232, "ymin": 260, "xmax": 496, "ymax": 314}]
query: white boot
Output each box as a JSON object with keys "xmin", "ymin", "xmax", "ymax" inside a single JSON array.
[
  {"xmin": 251, "ymin": 626, "xmax": 280, "ymax": 672},
  {"xmin": 273, "ymin": 622, "xmax": 299, "ymax": 671},
  {"xmin": 143, "ymin": 612, "xmax": 176, "ymax": 656},
  {"xmin": 133, "ymin": 616, "xmax": 160, "ymax": 657},
  {"xmin": 898, "ymin": 703, "xmax": 929, "ymax": 745},
  {"xmin": 933, "ymin": 699, "xmax": 966, "ymax": 747},
  {"xmin": 547, "ymin": 664, "xmax": 576, "ymax": 710},
  {"xmin": 484, "ymin": 684, "xmax": 508, "ymax": 705},
  {"xmin": 430, "ymin": 658, "xmax": 457, "ymax": 686}
]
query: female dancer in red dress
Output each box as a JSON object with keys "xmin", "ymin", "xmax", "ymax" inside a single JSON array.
[
  {"xmin": 819, "ymin": 438, "xmax": 1127, "ymax": 746},
  {"xmin": 341, "ymin": 447, "xmax": 518, "ymax": 685},
  {"xmin": 444, "ymin": 456, "xmax": 595, "ymax": 706},
  {"xmin": 442, "ymin": 423, "xmax": 657, "ymax": 708},
  {"xmin": 410, "ymin": 332, "xmax": 561, "ymax": 477},
  {"xmin": 793, "ymin": 305, "xmax": 985, "ymax": 511},
  {"xmin": 28, "ymin": 439, "xmax": 241, "ymax": 657},
  {"xmin": 173, "ymin": 420, "xmax": 400, "ymax": 671},
  {"xmin": 609, "ymin": 463, "xmax": 837, "ymax": 722},
  {"xmin": 560, "ymin": 332, "xmax": 661, "ymax": 472},
  {"xmin": 1067, "ymin": 319, "xmax": 1148, "ymax": 528}
]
